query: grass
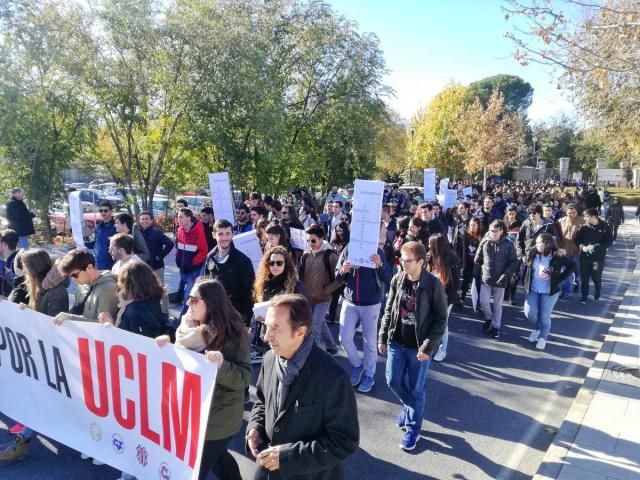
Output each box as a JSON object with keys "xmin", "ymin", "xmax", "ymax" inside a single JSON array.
[{"xmin": 607, "ymin": 188, "xmax": 640, "ymax": 206}]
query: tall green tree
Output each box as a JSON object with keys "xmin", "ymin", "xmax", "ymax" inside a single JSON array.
[{"xmin": 466, "ymin": 74, "xmax": 533, "ymax": 113}]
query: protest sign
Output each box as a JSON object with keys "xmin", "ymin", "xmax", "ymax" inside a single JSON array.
[
  {"xmin": 0, "ymin": 302, "xmax": 217, "ymax": 480},
  {"xmin": 462, "ymin": 186, "xmax": 473, "ymax": 197},
  {"xmin": 68, "ymin": 191, "xmax": 87, "ymax": 248},
  {"xmin": 423, "ymin": 168, "xmax": 436, "ymax": 201},
  {"xmin": 252, "ymin": 301, "xmax": 271, "ymax": 320},
  {"xmin": 232, "ymin": 231, "xmax": 262, "ymax": 272},
  {"xmin": 289, "ymin": 228, "xmax": 306, "ymax": 251},
  {"xmin": 439, "ymin": 177, "xmax": 449, "ymax": 194},
  {"xmin": 443, "ymin": 189, "xmax": 458, "ymax": 210},
  {"xmin": 208, "ymin": 172, "xmax": 236, "ymax": 224},
  {"xmin": 349, "ymin": 180, "xmax": 384, "ymax": 268}
]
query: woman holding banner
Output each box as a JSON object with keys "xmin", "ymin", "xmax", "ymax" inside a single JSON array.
[{"xmin": 156, "ymin": 278, "xmax": 251, "ymax": 480}]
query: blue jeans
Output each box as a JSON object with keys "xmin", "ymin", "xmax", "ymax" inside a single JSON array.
[
  {"xmin": 17, "ymin": 236, "xmax": 29, "ymax": 249},
  {"xmin": 524, "ymin": 291, "xmax": 560, "ymax": 340},
  {"xmin": 561, "ymin": 254, "xmax": 580, "ymax": 295},
  {"xmin": 180, "ymin": 267, "xmax": 202, "ymax": 315},
  {"xmin": 385, "ymin": 341, "xmax": 432, "ymax": 432},
  {"xmin": 311, "ymin": 302, "xmax": 337, "ymax": 350}
]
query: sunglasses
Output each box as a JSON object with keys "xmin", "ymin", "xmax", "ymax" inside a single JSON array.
[
  {"xmin": 99, "ymin": 209, "xmax": 111, "ymax": 213},
  {"xmin": 187, "ymin": 295, "xmax": 202, "ymax": 304},
  {"xmin": 269, "ymin": 260, "xmax": 285, "ymax": 267},
  {"xmin": 69, "ymin": 269, "xmax": 85, "ymax": 279},
  {"xmin": 307, "ymin": 239, "xmax": 318, "ymax": 244}
]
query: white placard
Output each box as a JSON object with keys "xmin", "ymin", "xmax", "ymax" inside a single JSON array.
[
  {"xmin": 439, "ymin": 177, "xmax": 449, "ymax": 195},
  {"xmin": 289, "ymin": 228, "xmax": 306, "ymax": 251},
  {"xmin": 232, "ymin": 230, "xmax": 262, "ymax": 272},
  {"xmin": 349, "ymin": 180, "xmax": 385, "ymax": 268},
  {"xmin": 423, "ymin": 168, "xmax": 436, "ymax": 201},
  {"xmin": 252, "ymin": 300, "xmax": 271, "ymax": 319},
  {"xmin": 208, "ymin": 172, "xmax": 236, "ymax": 224},
  {"xmin": 0, "ymin": 301, "xmax": 217, "ymax": 480},
  {"xmin": 68, "ymin": 191, "xmax": 86, "ymax": 247},
  {"xmin": 462, "ymin": 186, "xmax": 473, "ymax": 197},
  {"xmin": 443, "ymin": 189, "xmax": 458, "ymax": 210}
]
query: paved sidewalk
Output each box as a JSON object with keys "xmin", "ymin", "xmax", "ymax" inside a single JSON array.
[{"xmin": 536, "ymin": 214, "xmax": 640, "ymax": 480}]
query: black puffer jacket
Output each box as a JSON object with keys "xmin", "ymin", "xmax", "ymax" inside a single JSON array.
[
  {"xmin": 474, "ymin": 236, "xmax": 519, "ymax": 288},
  {"xmin": 5, "ymin": 196, "xmax": 35, "ymax": 236},
  {"xmin": 523, "ymin": 248, "xmax": 575, "ymax": 296},
  {"xmin": 574, "ymin": 219, "xmax": 613, "ymax": 259}
]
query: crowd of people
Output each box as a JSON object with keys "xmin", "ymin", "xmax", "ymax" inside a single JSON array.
[{"xmin": 0, "ymin": 180, "xmax": 626, "ymax": 478}]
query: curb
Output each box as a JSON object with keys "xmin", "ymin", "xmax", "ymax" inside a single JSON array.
[{"xmin": 534, "ymin": 229, "xmax": 640, "ymax": 479}]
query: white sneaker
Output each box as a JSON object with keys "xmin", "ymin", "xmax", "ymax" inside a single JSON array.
[
  {"xmin": 433, "ymin": 350, "xmax": 447, "ymax": 362},
  {"xmin": 528, "ymin": 330, "xmax": 540, "ymax": 343},
  {"xmin": 92, "ymin": 458, "xmax": 105, "ymax": 466},
  {"xmin": 80, "ymin": 453, "xmax": 90, "ymax": 460},
  {"xmin": 536, "ymin": 338, "xmax": 547, "ymax": 350}
]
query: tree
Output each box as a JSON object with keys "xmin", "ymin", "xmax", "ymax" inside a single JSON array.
[
  {"xmin": 408, "ymin": 83, "xmax": 468, "ymax": 179},
  {"xmin": 466, "ymin": 74, "xmax": 533, "ymax": 113},
  {"xmin": 455, "ymin": 91, "xmax": 526, "ymax": 188},
  {"xmin": 0, "ymin": 1, "xmax": 94, "ymax": 239},
  {"xmin": 532, "ymin": 115, "xmax": 577, "ymax": 168},
  {"xmin": 373, "ymin": 109, "xmax": 407, "ymax": 179}
]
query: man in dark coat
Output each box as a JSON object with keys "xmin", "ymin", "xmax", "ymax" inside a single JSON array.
[
  {"xmin": 246, "ymin": 294, "xmax": 359, "ymax": 480},
  {"xmin": 5, "ymin": 188, "xmax": 35, "ymax": 249}
]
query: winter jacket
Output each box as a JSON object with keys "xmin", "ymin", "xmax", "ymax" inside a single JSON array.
[
  {"xmin": 85, "ymin": 219, "xmax": 117, "ymax": 270},
  {"xmin": 131, "ymin": 225, "xmax": 151, "ymax": 263},
  {"xmin": 557, "ymin": 216, "xmax": 585, "ymax": 256},
  {"xmin": 335, "ymin": 245, "xmax": 392, "ymax": 306},
  {"xmin": 606, "ymin": 202, "xmax": 625, "ymax": 226},
  {"xmin": 7, "ymin": 277, "xmax": 27, "ymax": 305},
  {"xmin": 574, "ymin": 220, "xmax": 613, "ymax": 259},
  {"xmin": 36, "ymin": 266, "xmax": 70, "ymax": 317},
  {"xmin": 523, "ymin": 248, "xmax": 575, "ymax": 296},
  {"xmin": 175, "ymin": 319, "xmax": 252, "ymax": 441},
  {"xmin": 204, "ymin": 244, "xmax": 255, "ymax": 322},
  {"xmin": 379, "ymin": 270, "xmax": 449, "ymax": 356},
  {"xmin": 516, "ymin": 217, "xmax": 558, "ymax": 259},
  {"xmin": 233, "ymin": 222, "xmax": 253, "ymax": 235},
  {"xmin": 259, "ymin": 275, "xmax": 306, "ymax": 302},
  {"xmin": 175, "ymin": 219, "xmax": 208, "ymax": 273},
  {"xmin": 119, "ymin": 299, "xmax": 165, "ymax": 338},
  {"xmin": 5, "ymin": 196, "xmax": 35, "ymax": 236},
  {"xmin": 140, "ymin": 224, "xmax": 174, "ymax": 270},
  {"xmin": 474, "ymin": 236, "xmax": 519, "ymax": 288},
  {"xmin": 68, "ymin": 272, "xmax": 119, "ymax": 323},
  {"xmin": 247, "ymin": 344, "xmax": 359, "ymax": 480},
  {"xmin": 1, "ymin": 250, "xmax": 17, "ymax": 297},
  {"xmin": 474, "ymin": 207, "xmax": 501, "ymax": 231},
  {"xmin": 299, "ymin": 242, "xmax": 343, "ymax": 305}
]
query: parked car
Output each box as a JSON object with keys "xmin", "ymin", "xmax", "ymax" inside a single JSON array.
[
  {"xmin": 49, "ymin": 202, "xmax": 99, "ymax": 239},
  {"xmin": 176, "ymin": 195, "xmax": 212, "ymax": 211}
]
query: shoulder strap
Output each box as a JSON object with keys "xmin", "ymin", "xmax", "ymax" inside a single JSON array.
[{"xmin": 323, "ymin": 249, "xmax": 335, "ymax": 282}]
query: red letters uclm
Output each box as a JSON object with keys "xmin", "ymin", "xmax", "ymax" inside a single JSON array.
[{"xmin": 77, "ymin": 338, "xmax": 202, "ymax": 468}]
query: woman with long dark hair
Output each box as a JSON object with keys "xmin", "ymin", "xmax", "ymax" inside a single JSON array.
[
  {"xmin": 459, "ymin": 216, "xmax": 484, "ymax": 302},
  {"xmin": 523, "ymin": 233, "xmax": 575, "ymax": 350},
  {"xmin": 426, "ymin": 234, "xmax": 460, "ymax": 362},
  {"xmin": 21, "ymin": 249, "xmax": 68, "ymax": 317},
  {"xmin": 156, "ymin": 278, "xmax": 251, "ymax": 480},
  {"xmin": 264, "ymin": 221, "xmax": 290, "ymax": 252},
  {"xmin": 330, "ymin": 220, "xmax": 350, "ymax": 255}
]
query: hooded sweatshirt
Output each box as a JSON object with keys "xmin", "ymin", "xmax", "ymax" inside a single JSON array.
[{"xmin": 68, "ymin": 272, "xmax": 119, "ymax": 322}]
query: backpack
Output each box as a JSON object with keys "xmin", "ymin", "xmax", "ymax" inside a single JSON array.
[{"xmin": 300, "ymin": 249, "xmax": 336, "ymax": 282}]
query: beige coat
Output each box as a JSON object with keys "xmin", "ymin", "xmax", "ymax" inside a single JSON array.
[
  {"xmin": 300, "ymin": 241, "xmax": 343, "ymax": 305},
  {"xmin": 558, "ymin": 215, "xmax": 585, "ymax": 256}
]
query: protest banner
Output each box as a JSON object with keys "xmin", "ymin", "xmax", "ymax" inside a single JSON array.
[
  {"xmin": 423, "ymin": 168, "xmax": 436, "ymax": 201},
  {"xmin": 462, "ymin": 186, "xmax": 473, "ymax": 197},
  {"xmin": 68, "ymin": 191, "xmax": 87, "ymax": 248},
  {"xmin": 0, "ymin": 302, "xmax": 217, "ymax": 480},
  {"xmin": 208, "ymin": 172, "xmax": 236, "ymax": 224},
  {"xmin": 349, "ymin": 180, "xmax": 385, "ymax": 268},
  {"xmin": 232, "ymin": 230, "xmax": 263, "ymax": 272},
  {"xmin": 289, "ymin": 228, "xmax": 306, "ymax": 251}
]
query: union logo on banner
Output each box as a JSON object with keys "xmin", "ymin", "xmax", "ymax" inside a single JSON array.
[
  {"xmin": 136, "ymin": 444, "xmax": 149, "ymax": 467},
  {"xmin": 159, "ymin": 462, "xmax": 171, "ymax": 480},
  {"xmin": 112, "ymin": 434, "xmax": 125, "ymax": 454}
]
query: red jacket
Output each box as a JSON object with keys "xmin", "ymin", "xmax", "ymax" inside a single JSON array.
[{"xmin": 175, "ymin": 219, "xmax": 209, "ymax": 273}]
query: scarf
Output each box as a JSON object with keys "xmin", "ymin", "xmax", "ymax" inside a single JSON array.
[{"xmin": 274, "ymin": 335, "xmax": 314, "ymax": 412}]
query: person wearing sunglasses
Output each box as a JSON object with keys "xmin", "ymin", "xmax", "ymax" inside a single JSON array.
[
  {"xmin": 251, "ymin": 246, "xmax": 305, "ymax": 363},
  {"xmin": 84, "ymin": 200, "xmax": 116, "ymax": 270}
]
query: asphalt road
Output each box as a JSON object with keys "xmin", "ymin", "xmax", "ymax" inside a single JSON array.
[{"xmin": 1, "ymin": 212, "xmax": 637, "ymax": 480}]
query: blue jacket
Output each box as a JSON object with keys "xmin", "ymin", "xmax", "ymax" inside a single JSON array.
[
  {"xmin": 85, "ymin": 219, "xmax": 116, "ymax": 270},
  {"xmin": 140, "ymin": 224, "xmax": 175, "ymax": 270},
  {"xmin": 335, "ymin": 245, "xmax": 392, "ymax": 306}
]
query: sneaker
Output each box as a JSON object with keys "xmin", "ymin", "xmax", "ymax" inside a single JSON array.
[
  {"xmin": 594, "ymin": 293, "xmax": 601, "ymax": 301},
  {"xmin": 8, "ymin": 424, "xmax": 24, "ymax": 435},
  {"xmin": 358, "ymin": 375, "xmax": 375, "ymax": 393},
  {"xmin": 250, "ymin": 350, "xmax": 264, "ymax": 365},
  {"xmin": 399, "ymin": 429, "xmax": 419, "ymax": 451},
  {"xmin": 0, "ymin": 435, "xmax": 28, "ymax": 461},
  {"xmin": 580, "ymin": 298, "xmax": 587, "ymax": 305},
  {"xmin": 350, "ymin": 365, "xmax": 365, "ymax": 387},
  {"xmin": 488, "ymin": 327, "xmax": 500, "ymax": 339},
  {"xmin": 92, "ymin": 458, "xmax": 104, "ymax": 466},
  {"xmin": 396, "ymin": 410, "xmax": 407, "ymax": 430},
  {"xmin": 536, "ymin": 338, "xmax": 547, "ymax": 350},
  {"xmin": 528, "ymin": 330, "xmax": 540, "ymax": 343},
  {"xmin": 326, "ymin": 347, "xmax": 339, "ymax": 355},
  {"xmin": 433, "ymin": 349, "xmax": 447, "ymax": 362},
  {"xmin": 482, "ymin": 320, "xmax": 491, "ymax": 333},
  {"xmin": 80, "ymin": 453, "xmax": 91, "ymax": 460}
]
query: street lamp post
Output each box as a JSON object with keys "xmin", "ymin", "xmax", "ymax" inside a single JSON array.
[
  {"xmin": 532, "ymin": 136, "xmax": 538, "ymax": 169},
  {"xmin": 410, "ymin": 127, "xmax": 416, "ymax": 185}
]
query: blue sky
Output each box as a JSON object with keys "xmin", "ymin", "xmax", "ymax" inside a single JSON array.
[{"xmin": 328, "ymin": 0, "xmax": 575, "ymax": 123}]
